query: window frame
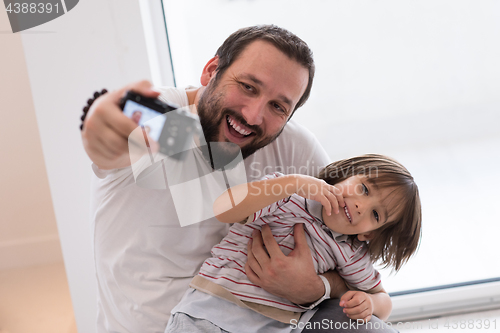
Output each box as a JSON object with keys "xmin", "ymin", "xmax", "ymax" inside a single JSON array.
[{"xmin": 138, "ymin": 0, "xmax": 176, "ymax": 87}]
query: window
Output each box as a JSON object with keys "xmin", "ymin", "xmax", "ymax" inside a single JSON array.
[{"xmin": 158, "ymin": 0, "xmax": 500, "ymax": 320}]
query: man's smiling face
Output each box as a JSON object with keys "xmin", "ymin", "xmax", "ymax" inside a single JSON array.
[{"xmin": 197, "ymin": 40, "xmax": 310, "ymax": 159}]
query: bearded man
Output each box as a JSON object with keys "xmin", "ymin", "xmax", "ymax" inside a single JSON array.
[{"xmin": 82, "ymin": 25, "xmax": 397, "ymax": 333}]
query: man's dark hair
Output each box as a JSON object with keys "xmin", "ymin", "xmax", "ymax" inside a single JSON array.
[{"xmin": 214, "ymin": 25, "xmax": 315, "ymax": 115}]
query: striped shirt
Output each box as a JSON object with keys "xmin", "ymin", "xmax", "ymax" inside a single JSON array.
[{"xmin": 197, "ymin": 173, "xmax": 382, "ymax": 314}]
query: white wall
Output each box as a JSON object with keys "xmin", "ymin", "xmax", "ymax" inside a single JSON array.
[
  {"xmin": 15, "ymin": 1, "xmax": 153, "ymax": 331},
  {"xmin": 0, "ymin": 7, "xmax": 62, "ymax": 270}
]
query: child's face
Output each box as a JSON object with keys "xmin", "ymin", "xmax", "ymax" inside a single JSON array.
[{"xmin": 322, "ymin": 175, "xmax": 396, "ymax": 241}]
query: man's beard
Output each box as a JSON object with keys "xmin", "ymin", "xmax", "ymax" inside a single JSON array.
[{"xmin": 196, "ymin": 79, "xmax": 285, "ymax": 167}]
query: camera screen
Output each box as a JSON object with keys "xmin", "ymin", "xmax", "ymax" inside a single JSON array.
[{"xmin": 122, "ymin": 100, "xmax": 166, "ymax": 142}]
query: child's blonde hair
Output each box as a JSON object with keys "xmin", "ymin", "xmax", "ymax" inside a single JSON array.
[{"xmin": 318, "ymin": 154, "xmax": 422, "ymax": 271}]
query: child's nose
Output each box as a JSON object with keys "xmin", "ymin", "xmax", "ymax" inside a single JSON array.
[{"xmin": 355, "ymin": 201, "xmax": 367, "ymax": 215}]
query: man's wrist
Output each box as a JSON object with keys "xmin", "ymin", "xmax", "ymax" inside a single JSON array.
[
  {"xmin": 282, "ymin": 274, "xmax": 323, "ymax": 306},
  {"xmin": 295, "ymin": 275, "xmax": 331, "ymax": 310},
  {"xmin": 321, "ymin": 270, "xmax": 349, "ymax": 299},
  {"xmin": 303, "ymin": 274, "xmax": 324, "ymax": 304}
]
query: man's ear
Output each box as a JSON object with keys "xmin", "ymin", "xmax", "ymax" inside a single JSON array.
[
  {"xmin": 357, "ymin": 232, "xmax": 375, "ymax": 242},
  {"xmin": 200, "ymin": 56, "xmax": 219, "ymax": 86}
]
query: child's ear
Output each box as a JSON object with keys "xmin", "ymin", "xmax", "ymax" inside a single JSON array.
[
  {"xmin": 357, "ymin": 232, "xmax": 375, "ymax": 242},
  {"xmin": 200, "ymin": 56, "xmax": 219, "ymax": 86}
]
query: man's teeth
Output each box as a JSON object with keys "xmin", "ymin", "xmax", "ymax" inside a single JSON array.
[
  {"xmin": 228, "ymin": 116, "xmax": 251, "ymax": 136},
  {"xmin": 344, "ymin": 206, "xmax": 352, "ymax": 222}
]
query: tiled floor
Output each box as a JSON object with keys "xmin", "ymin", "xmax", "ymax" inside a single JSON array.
[{"xmin": 0, "ymin": 263, "xmax": 76, "ymax": 333}]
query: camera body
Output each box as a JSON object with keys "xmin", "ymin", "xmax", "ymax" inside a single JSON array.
[{"xmin": 119, "ymin": 91, "xmax": 200, "ymax": 159}]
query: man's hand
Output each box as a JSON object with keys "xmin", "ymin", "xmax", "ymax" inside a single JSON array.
[
  {"xmin": 245, "ymin": 223, "xmax": 324, "ymax": 305},
  {"xmin": 340, "ymin": 291, "xmax": 375, "ymax": 323},
  {"xmin": 81, "ymin": 80, "xmax": 160, "ymax": 170}
]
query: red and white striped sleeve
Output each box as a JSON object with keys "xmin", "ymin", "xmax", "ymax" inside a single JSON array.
[{"xmin": 336, "ymin": 246, "xmax": 383, "ymax": 293}]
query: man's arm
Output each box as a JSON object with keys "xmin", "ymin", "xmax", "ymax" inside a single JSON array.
[
  {"xmin": 246, "ymin": 223, "xmax": 349, "ymax": 305},
  {"xmin": 81, "ymin": 80, "xmax": 160, "ymax": 170}
]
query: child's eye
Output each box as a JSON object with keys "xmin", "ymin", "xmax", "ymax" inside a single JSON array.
[
  {"xmin": 362, "ymin": 183, "xmax": 369, "ymax": 195},
  {"xmin": 373, "ymin": 210, "xmax": 379, "ymax": 222}
]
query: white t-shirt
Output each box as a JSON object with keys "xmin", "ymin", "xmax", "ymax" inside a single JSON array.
[{"xmin": 90, "ymin": 86, "xmax": 331, "ymax": 333}]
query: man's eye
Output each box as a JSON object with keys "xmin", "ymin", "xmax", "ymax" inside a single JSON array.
[
  {"xmin": 240, "ymin": 82, "xmax": 253, "ymax": 92},
  {"xmin": 272, "ymin": 102, "xmax": 286, "ymax": 113},
  {"xmin": 373, "ymin": 210, "xmax": 379, "ymax": 222}
]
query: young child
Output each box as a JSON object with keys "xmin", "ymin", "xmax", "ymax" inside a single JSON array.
[{"xmin": 166, "ymin": 154, "xmax": 422, "ymax": 333}]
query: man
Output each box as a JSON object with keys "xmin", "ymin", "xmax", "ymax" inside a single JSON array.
[{"xmin": 82, "ymin": 25, "xmax": 396, "ymax": 332}]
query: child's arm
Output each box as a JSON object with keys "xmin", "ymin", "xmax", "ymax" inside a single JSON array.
[
  {"xmin": 213, "ymin": 174, "xmax": 344, "ymax": 223},
  {"xmin": 340, "ymin": 289, "xmax": 392, "ymax": 322}
]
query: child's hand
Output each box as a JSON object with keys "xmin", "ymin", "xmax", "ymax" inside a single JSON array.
[
  {"xmin": 293, "ymin": 175, "xmax": 344, "ymax": 216},
  {"xmin": 339, "ymin": 290, "xmax": 374, "ymax": 323}
]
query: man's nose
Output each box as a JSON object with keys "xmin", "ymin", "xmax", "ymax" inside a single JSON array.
[{"xmin": 241, "ymin": 98, "xmax": 266, "ymax": 126}]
